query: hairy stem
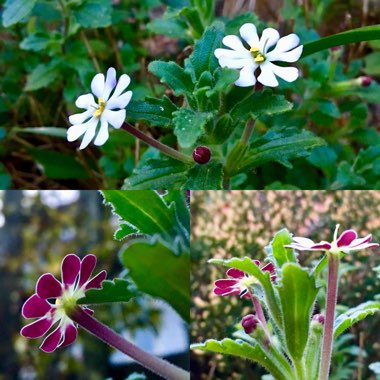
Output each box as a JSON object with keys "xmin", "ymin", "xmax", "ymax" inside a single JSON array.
[
  {"xmin": 318, "ymin": 253, "xmax": 340, "ymax": 380},
  {"xmin": 251, "ymin": 295, "xmax": 271, "ymax": 341},
  {"xmin": 121, "ymin": 122, "xmax": 192, "ymax": 164},
  {"xmin": 70, "ymin": 307, "xmax": 189, "ymax": 380},
  {"xmin": 241, "ymin": 119, "xmax": 256, "ymax": 146}
]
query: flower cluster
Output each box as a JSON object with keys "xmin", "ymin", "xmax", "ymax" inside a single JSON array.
[{"xmin": 21, "ymin": 254, "xmax": 106, "ymax": 352}]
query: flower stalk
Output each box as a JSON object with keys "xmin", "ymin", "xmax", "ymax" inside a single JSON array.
[
  {"xmin": 121, "ymin": 122, "xmax": 193, "ymax": 164},
  {"xmin": 69, "ymin": 306, "xmax": 189, "ymax": 380},
  {"xmin": 318, "ymin": 252, "xmax": 340, "ymax": 380}
]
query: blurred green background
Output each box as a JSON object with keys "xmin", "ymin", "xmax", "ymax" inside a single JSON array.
[
  {"xmin": 191, "ymin": 190, "xmax": 380, "ymax": 380},
  {"xmin": 0, "ymin": 190, "xmax": 189, "ymax": 380}
]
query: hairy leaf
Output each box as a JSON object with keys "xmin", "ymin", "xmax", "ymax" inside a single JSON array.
[
  {"xmin": 265, "ymin": 229, "xmax": 297, "ymax": 268},
  {"xmin": 185, "ymin": 162, "xmax": 224, "ymax": 190}
]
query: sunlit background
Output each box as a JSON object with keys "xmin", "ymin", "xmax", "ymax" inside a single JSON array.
[{"xmin": 0, "ymin": 191, "xmax": 188, "ymax": 380}]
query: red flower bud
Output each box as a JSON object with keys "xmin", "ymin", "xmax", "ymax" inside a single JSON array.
[
  {"xmin": 241, "ymin": 314, "xmax": 259, "ymax": 334},
  {"xmin": 193, "ymin": 146, "xmax": 211, "ymax": 164},
  {"xmin": 361, "ymin": 76, "xmax": 373, "ymax": 87},
  {"xmin": 312, "ymin": 314, "xmax": 325, "ymax": 325}
]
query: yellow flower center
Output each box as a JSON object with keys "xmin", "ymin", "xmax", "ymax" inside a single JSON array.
[
  {"xmin": 93, "ymin": 98, "xmax": 106, "ymax": 117},
  {"xmin": 250, "ymin": 47, "xmax": 266, "ymax": 63},
  {"xmin": 240, "ymin": 276, "xmax": 259, "ymax": 288}
]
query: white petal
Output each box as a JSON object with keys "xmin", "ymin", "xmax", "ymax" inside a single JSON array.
[
  {"xmin": 111, "ymin": 74, "xmax": 131, "ymax": 99},
  {"xmin": 215, "ymin": 48, "xmax": 250, "ymax": 60},
  {"xmin": 259, "ymin": 28, "xmax": 280, "ymax": 54},
  {"xmin": 67, "ymin": 123, "xmax": 88, "ymax": 142},
  {"xmin": 292, "ymin": 237, "xmax": 315, "ymax": 247},
  {"xmin": 267, "ymin": 45, "xmax": 303, "ymax": 63},
  {"xmin": 273, "ymin": 34, "xmax": 300, "ymax": 53},
  {"xmin": 269, "ymin": 63, "xmax": 300, "ymax": 82},
  {"xmin": 219, "ymin": 56, "xmax": 252, "ymax": 69},
  {"xmin": 235, "ymin": 65, "xmax": 257, "ymax": 87},
  {"xmin": 68, "ymin": 109, "xmax": 93, "ymax": 125},
  {"xmin": 103, "ymin": 67, "xmax": 117, "ymax": 101},
  {"xmin": 239, "ymin": 23, "xmax": 260, "ymax": 48},
  {"xmin": 222, "ymin": 35, "xmax": 248, "ymax": 53},
  {"xmin": 94, "ymin": 119, "xmax": 109, "ymax": 146},
  {"xmin": 91, "ymin": 73, "xmax": 105, "ymax": 99},
  {"xmin": 79, "ymin": 117, "xmax": 98, "ymax": 150},
  {"xmin": 257, "ymin": 62, "xmax": 279, "ymax": 87},
  {"xmin": 102, "ymin": 109, "xmax": 126, "ymax": 129},
  {"xmin": 106, "ymin": 91, "xmax": 133, "ymax": 109},
  {"xmin": 75, "ymin": 94, "xmax": 97, "ymax": 109}
]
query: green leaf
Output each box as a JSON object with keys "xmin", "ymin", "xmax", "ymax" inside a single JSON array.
[
  {"xmin": 20, "ymin": 32, "xmax": 62, "ymax": 54},
  {"xmin": 192, "ymin": 339, "xmax": 293, "ymax": 379},
  {"xmin": 185, "ymin": 162, "xmax": 223, "ymax": 190},
  {"xmin": 101, "ymin": 190, "xmax": 179, "ymax": 246},
  {"xmin": 277, "ymin": 263, "xmax": 319, "ymax": 361},
  {"xmin": 364, "ymin": 52, "xmax": 380, "ymax": 75},
  {"xmin": 230, "ymin": 91, "xmax": 293, "ymax": 122},
  {"xmin": 190, "ymin": 22, "xmax": 225, "ymax": 79},
  {"xmin": 127, "ymin": 97, "xmax": 178, "ymax": 128},
  {"xmin": 25, "ymin": 60, "xmax": 60, "ymax": 91},
  {"xmin": 302, "ymin": 25, "xmax": 380, "ymax": 58},
  {"xmin": 122, "ymin": 158, "xmax": 188, "ymax": 190},
  {"xmin": 334, "ymin": 301, "xmax": 380, "ymax": 338},
  {"xmin": 149, "ymin": 61, "xmax": 194, "ymax": 97},
  {"xmin": 120, "ymin": 239, "xmax": 190, "ymax": 322},
  {"xmin": 14, "ymin": 127, "xmax": 67, "ymax": 138},
  {"xmin": 206, "ymin": 68, "xmax": 239, "ymax": 97},
  {"xmin": 29, "ymin": 149, "xmax": 89, "ymax": 179},
  {"xmin": 180, "ymin": 7, "xmax": 204, "ymax": 38},
  {"xmin": 208, "ymin": 114, "xmax": 234, "ymax": 144},
  {"xmin": 173, "ymin": 109, "xmax": 213, "ymax": 148},
  {"xmin": 77, "ymin": 279, "xmax": 137, "ymax": 305},
  {"xmin": 2, "ymin": 0, "xmax": 37, "ymax": 27},
  {"xmin": 240, "ymin": 129, "xmax": 326, "ymax": 171},
  {"xmin": 147, "ymin": 18, "xmax": 190, "ymax": 40},
  {"xmin": 127, "ymin": 100, "xmax": 164, "ymax": 123},
  {"xmin": 265, "ymin": 229, "xmax": 297, "ymax": 268},
  {"xmin": 209, "ymin": 257, "xmax": 282, "ymax": 327},
  {"xmin": 73, "ymin": 0, "xmax": 113, "ymax": 29}
]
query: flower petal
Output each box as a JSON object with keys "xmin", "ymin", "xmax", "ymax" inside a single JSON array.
[
  {"xmin": 79, "ymin": 117, "xmax": 98, "ymax": 150},
  {"xmin": 292, "ymin": 237, "xmax": 316, "ymax": 247},
  {"xmin": 259, "ymin": 28, "xmax": 280, "ymax": 53},
  {"xmin": 346, "ymin": 234, "xmax": 372, "ymax": 248},
  {"xmin": 40, "ymin": 326, "xmax": 64, "ymax": 353},
  {"xmin": 235, "ymin": 65, "xmax": 257, "ymax": 87},
  {"xmin": 91, "ymin": 73, "xmax": 105, "ymax": 99},
  {"xmin": 106, "ymin": 91, "xmax": 133, "ymax": 110},
  {"xmin": 267, "ymin": 63, "xmax": 300, "ymax": 83},
  {"xmin": 219, "ymin": 56, "xmax": 252, "ymax": 69},
  {"xmin": 68, "ymin": 109, "xmax": 93, "ymax": 125},
  {"xmin": 214, "ymin": 287, "xmax": 240, "ymax": 296},
  {"xmin": 103, "ymin": 67, "xmax": 117, "ymax": 101},
  {"xmin": 102, "ymin": 109, "xmax": 126, "ymax": 129},
  {"xmin": 59, "ymin": 323, "xmax": 78, "ymax": 348},
  {"xmin": 257, "ymin": 62, "xmax": 279, "ymax": 87},
  {"xmin": 36, "ymin": 273, "xmax": 62, "ymax": 299},
  {"xmin": 61, "ymin": 254, "xmax": 81, "ymax": 287},
  {"xmin": 310, "ymin": 243, "xmax": 332, "ymax": 250},
  {"xmin": 79, "ymin": 254, "xmax": 97, "ymax": 287},
  {"xmin": 267, "ymin": 45, "xmax": 303, "ymax": 63},
  {"xmin": 239, "ymin": 23, "xmax": 260, "ymax": 48},
  {"xmin": 112, "ymin": 74, "xmax": 131, "ymax": 99},
  {"xmin": 226, "ymin": 268, "xmax": 245, "ymax": 278},
  {"xmin": 336, "ymin": 229, "xmax": 357, "ymax": 247},
  {"xmin": 75, "ymin": 94, "xmax": 97, "ymax": 109},
  {"xmin": 222, "ymin": 35, "xmax": 249, "ymax": 53},
  {"xmin": 262, "ymin": 262, "xmax": 275, "ymax": 275},
  {"xmin": 215, "ymin": 48, "xmax": 249, "ymax": 60},
  {"xmin": 85, "ymin": 270, "xmax": 107, "ymax": 290},
  {"xmin": 22, "ymin": 294, "xmax": 52, "ymax": 318},
  {"xmin": 94, "ymin": 119, "xmax": 109, "ymax": 146},
  {"xmin": 214, "ymin": 279, "xmax": 239, "ymax": 288},
  {"xmin": 67, "ymin": 123, "xmax": 89, "ymax": 142},
  {"xmin": 21, "ymin": 317, "xmax": 54, "ymax": 339},
  {"xmin": 343, "ymin": 243, "xmax": 379, "ymax": 252}
]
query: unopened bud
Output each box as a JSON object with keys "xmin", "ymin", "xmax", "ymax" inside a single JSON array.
[
  {"xmin": 361, "ymin": 76, "xmax": 373, "ymax": 87},
  {"xmin": 241, "ymin": 314, "xmax": 259, "ymax": 334},
  {"xmin": 193, "ymin": 146, "xmax": 211, "ymax": 164},
  {"xmin": 312, "ymin": 314, "xmax": 325, "ymax": 325}
]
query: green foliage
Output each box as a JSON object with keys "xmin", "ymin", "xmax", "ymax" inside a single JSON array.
[
  {"xmin": 266, "ymin": 229, "xmax": 297, "ymax": 268},
  {"xmin": 2, "ymin": 0, "xmax": 37, "ymax": 27},
  {"xmin": 185, "ymin": 162, "xmax": 224, "ymax": 190}
]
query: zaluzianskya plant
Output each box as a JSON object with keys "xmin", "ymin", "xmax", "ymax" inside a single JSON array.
[{"xmin": 191, "ymin": 226, "xmax": 379, "ymax": 380}]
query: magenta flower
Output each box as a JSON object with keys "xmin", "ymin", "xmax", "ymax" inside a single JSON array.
[
  {"xmin": 286, "ymin": 224, "xmax": 378, "ymax": 254},
  {"xmin": 213, "ymin": 260, "xmax": 276, "ymax": 298},
  {"xmin": 21, "ymin": 254, "xmax": 106, "ymax": 353}
]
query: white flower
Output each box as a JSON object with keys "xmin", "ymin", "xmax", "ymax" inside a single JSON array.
[
  {"xmin": 67, "ymin": 67, "xmax": 133, "ymax": 150},
  {"xmin": 214, "ymin": 23, "xmax": 303, "ymax": 87}
]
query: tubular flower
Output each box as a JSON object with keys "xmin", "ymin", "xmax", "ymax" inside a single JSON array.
[
  {"xmin": 285, "ymin": 224, "xmax": 379, "ymax": 254},
  {"xmin": 214, "ymin": 23, "xmax": 303, "ymax": 87},
  {"xmin": 213, "ymin": 260, "xmax": 276, "ymax": 298},
  {"xmin": 21, "ymin": 254, "xmax": 106, "ymax": 353},
  {"xmin": 68, "ymin": 67, "xmax": 132, "ymax": 149}
]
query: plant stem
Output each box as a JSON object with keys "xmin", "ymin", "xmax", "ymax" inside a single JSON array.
[
  {"xmin": 318, "ymin": 253, "xmax": 340, "ymax": 380},
  {"xmin": 241, "ymin": 119, "xmax": 256, "ymax": 146},
  {"xmin": 251, "ymin": 295, "xmax": 271, "ymax": 341},
  {"xmin": 69, "ymin": 307, "xmax": 189, "ymax": 380},
  {"xmin": 121, "ymin": 122, "xmax": 193, "ymax": 164},
  {"xmin": 295, "ymin": 360, "xmax": 306, "ymax": 380}
]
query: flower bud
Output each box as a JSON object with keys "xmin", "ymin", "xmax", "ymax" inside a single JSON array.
[
  {"xmin": 312, "ymin": 314, "xmax": 325, "ymax": 325},
  {"xmin": 241, "ymin": 314, "xmax": 259, "ymax": 334},
  {"xmin": 193, "ymin": 146, "xmax": 211, "ymax": 164},
  {"xmin": 361, "ymin": 76, "xmax": 373, "ymax": 87}
]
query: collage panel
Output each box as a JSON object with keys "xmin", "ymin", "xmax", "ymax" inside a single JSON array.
[
  {"xmin": 0, "ymin": 190, "xmax": 190, "ymax": 379},
  {"xmin": 191, "ymin": 190, "xmax": 380, "ymax": 379}
]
